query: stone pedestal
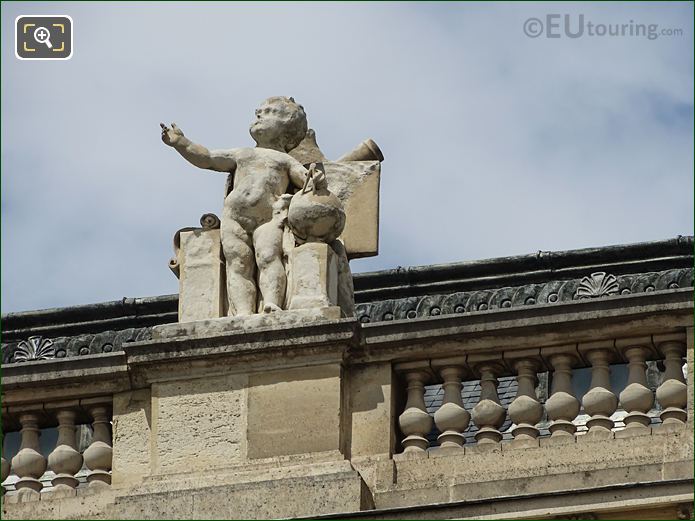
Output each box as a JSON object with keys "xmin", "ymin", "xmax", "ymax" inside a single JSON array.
[
  {"xmin": 288, "ymin": 243, "xmax": 339, "ymax": 311},
  {"xmin": 177, "ymin": 229, "xmax": 224, "ymax": 322}
]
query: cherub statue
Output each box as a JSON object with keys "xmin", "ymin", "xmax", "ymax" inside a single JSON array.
[{"xmin": 160, "ymin": 97, "xmax": 310, "ymax": 316}]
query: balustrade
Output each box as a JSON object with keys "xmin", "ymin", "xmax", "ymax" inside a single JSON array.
[
  {"xmin": 2, "ymin": 398, "xmax": 113, "ymax": 498},
  {"xmin": 508, "ymin": 358, "xmax": 543, "ymax": 442},
  {"xmin": 11, "ymin": 412, "xmax": 46, "ymax": 499},
  {"xmin": 83, "ymin": 404, "xmax": 113, "ymax": 487},
  {"xmin": 470, "ymin": 361, "xmax": 506, "ymax": 445},
  {"xmin": 47, "ymin": 408, "xmax": 83, "ymax": 494},
  {"xmin": 432, "ymin": 358, "xmax": 469, "ymax": 449},
  {"xmin": 580, "ymin": 344, "xmax": 619, "ymax": 437},
  {"xmin": 617, "ymin": 338, "xmax": 654, "ymax": 434},
  {"xmin": 394, "ymin": 333, "xmax": 689, "ymax": 455},
  {"xmin": 544, "ymin": 351, "xmax": 581, "ymax": 437},
  {"xmin": 397, "ymin": 364, "xmax": 433, "ymax": 453},
  {"xmin": 655, "ymin": 336, "xmax": 687, "ymax": 428}
]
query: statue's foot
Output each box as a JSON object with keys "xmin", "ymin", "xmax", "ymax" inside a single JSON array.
[{"xmin": 263, "ymin": 303, "xmax": 282, "ymax": 313}]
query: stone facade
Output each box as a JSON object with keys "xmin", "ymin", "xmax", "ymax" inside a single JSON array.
[{"xmin": 1, "ymin": 237, "xmax": 693, "ymax": 520}]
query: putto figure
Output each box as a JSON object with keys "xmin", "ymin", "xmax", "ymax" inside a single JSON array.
[{"xmin": 161, "ymin": 96, "xmax": 311, "ymax": 315}]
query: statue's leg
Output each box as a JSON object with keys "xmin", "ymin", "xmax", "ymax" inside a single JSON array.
[
  {"xmin": 220, "ymin": 218, "xmax": 256, "ymax": 316},
  {"xmin": 331, "ymin": 239, "xmax": 355, "ymax": 317},
  {"xmin": 253, "ymin": 225, "xmax": 286, "ymax": 312}
]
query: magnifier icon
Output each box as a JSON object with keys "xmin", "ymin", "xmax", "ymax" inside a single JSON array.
[{"xmin": 33, "ymin": 26, "xmax": 53, "ymax": 49}]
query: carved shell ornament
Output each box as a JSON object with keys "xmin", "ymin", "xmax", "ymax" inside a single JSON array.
[
  {"xmin": 576, "ymin": 272, "xmax": 619, "ymax": 299},
  {"xmin": 13, "ymin": 335, "xmax": 55, "ymax": 362}
]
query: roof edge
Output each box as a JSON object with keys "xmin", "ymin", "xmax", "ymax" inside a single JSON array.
[{"xmin": 2, "ymin": 236, "xmax": 692, "ymax": 333}]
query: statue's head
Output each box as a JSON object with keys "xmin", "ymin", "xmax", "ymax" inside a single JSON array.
[{"xmin": 250, "ymin": 96, "xmax": 308, "ymax": 152}]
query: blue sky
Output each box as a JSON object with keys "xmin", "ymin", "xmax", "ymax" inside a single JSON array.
[{"xmin": 1, "ymin": 2, "xmax": 693, "ymax": 312}]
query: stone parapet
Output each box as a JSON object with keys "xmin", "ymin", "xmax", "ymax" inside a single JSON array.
[{"xmin": 2, "ymin": 287, "xmax": 693, "ymax": 519}]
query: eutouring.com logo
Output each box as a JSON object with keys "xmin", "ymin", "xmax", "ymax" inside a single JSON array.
[{"xmin": 523, "ymin": 14, "xmax": 683, "ymax": 40}]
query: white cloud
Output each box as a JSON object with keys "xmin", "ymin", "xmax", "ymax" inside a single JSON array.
[{"xmin": 1, "ymin": 2, "xmax": 692, "ymax": 312}]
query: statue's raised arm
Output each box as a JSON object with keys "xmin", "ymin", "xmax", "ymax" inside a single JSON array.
[{"xmin": 160, "ymin": 122, "xmax": 237, "ymax": 173}]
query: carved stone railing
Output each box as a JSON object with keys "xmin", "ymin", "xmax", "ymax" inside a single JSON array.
[
  {"xmin": 1, "ymin": 286, "xmax": 692, "ymax": 519},
  {"xmin": 393, "ymin": 333, "xmax": 688, "ymax": 455},
  {"xmin": 2, "ymin": 398, "xmax": 113, "ymax": 500}
]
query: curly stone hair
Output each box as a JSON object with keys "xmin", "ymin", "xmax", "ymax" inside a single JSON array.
[{"xmin": 264, "ymin": 96, "xmax": 308, "ymax": 152}]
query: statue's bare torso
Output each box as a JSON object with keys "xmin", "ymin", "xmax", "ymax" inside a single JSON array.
[{"xmin": 224, "ymin": 147, "xmax": 295, "ymax": 233}]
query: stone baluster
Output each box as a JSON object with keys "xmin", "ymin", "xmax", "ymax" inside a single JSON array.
[
  {"xmin": 580, "ymin": 346, "xmax": 618, "ymax": 438},
  {"xmin": 1, "ymin": 430, "xmax": 9, "ymax": 494},
  {"xmin": 47, "ymin": 409, "xmax": 83, "ymax": 495},
  {"xmin": 83, "ymin": 405, "xmax": 113, "ymax": 487},
  {"xmin": 508, "ymin": 359, "xmax": 543, "ymax": 444},
  {"xmin": 471, "ymin": 363, "xmax": 506, "ymax": 445},
  {"xmin": 656, "ymin": 338, "xmax": 687, "ymax": 428},
  {"xmin": 10, "ymin": 412, "xmax": 46, "ymax": 499},
  {"xmin": 397, "ymin": 368, "xmax": 433, "ymax": 453},
  {"xmin": 432, "ymin": 360, "xmax": 469, "ymax": 449},
  {"xmin": 545, "ymin": 352, "xmax": 581, "ymax": 438},
  {"xmin": 617, "ymin": 339, "xmax": 654, "ymax": 434}
]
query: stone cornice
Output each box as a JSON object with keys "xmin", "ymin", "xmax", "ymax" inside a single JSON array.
[
  {"xmin": 354, "ymin": 288, "xmax": 692, "ymax": 366},
  {"xmin": 2, "ymin": 237, "xmax": 692, "ymax": 365},
  {"xmin": 1, "ymin": 352, "xmax": 130, "ymax": 411},
  {"xmin": 352, "ymin": 236, "xmax": 693, "ymax": 301},
  {"xmin": 355, "ymin": 267, "xmax": 692, "ymax": 324},
  {"xmin": 2, "ymin": 288, "xmax": 690, "ymax": 399}
]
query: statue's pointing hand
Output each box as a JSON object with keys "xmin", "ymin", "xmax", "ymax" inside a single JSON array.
[{"xmin": 160, "ymin": 122, "xmax": 184, "ymax": 147}]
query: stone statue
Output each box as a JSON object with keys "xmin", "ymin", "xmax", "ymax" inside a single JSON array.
[
  {"xmin": 161, "ymin": 96, "xmax": 383, "ymax": 324},
  {"xmin": 162, "ymin": 96, "xmax": 313, "ymax": 316}
]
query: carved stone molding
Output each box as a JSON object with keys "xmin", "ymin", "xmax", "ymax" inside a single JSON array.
[
  {"xmin": 576, "ymin": 272, "xmax": 619, "ymax": 299},
  {"xmin": 2, "ymin": 327, "xmax": 152, "ymax": 365},
  {"xmin": 12, "ymin": 336, "xmax": 55, "ymax": 363},
  {"xmin": 355, "ymin": 267, "xmax": 692, "ymax": 325}
]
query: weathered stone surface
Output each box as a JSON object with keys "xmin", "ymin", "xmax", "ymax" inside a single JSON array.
[
  {"xmin": 112, "ymin": 389, "xmax": 152, "ymax": 487},
  {"xmin": 377, "ymin": 429, "xmax": 693, "ymax": 509},
  {"xmin": 151, "ymin": 306, "xmax": 342, "ymax": 340},
  {"xmin": 288, "ymin": 128, "xmax": 327, "ymax": 165},
  {"xmin": 687, "ymin": 326, "xmax": 694, "ymax": 431},
  {"xmin": 162, "ymin": 97, "xmax": 313, "ymax": 318},
  {"xmin": 2, "ymin": 329, "xmax": 153, "ymax": 365},
  {"xmin": 1, "ymin": 353, "xmax": 130, "ymax": 407},
  {"xmin": 288, "ymin": 243, "xmax": 339, "ymax": 311},
  {"xmin": 151, "ymin": 374, "xmax": 247, "ymax": 474},
  {"xmin": 357, "ymin": 288, "xmax": 693, "ymax": 365},
  {"xmin": 356, "ymin": 267, "xmax": 693, "ymax": 325},
  {"xmin": 288, "ymin": 164, "xmax": 346, "ymax": 245},
  {"xmin": 344, "ymin": 480, "xmax": 692, "ymax": 520},
  {"xmin": 348, "ymin": 362, "xmax": 396, "ymax": 458},
  {"xmin": 247, "ymin": 365, "xmax": 341, "ymax": 459},
  {"xmin": 177, "ymin": 229, "xmax": 224, "ymax": 322},
  {"xmin": 2, "ymin": 238, "xmax": 694, "ymax": 520},
  {"xmin": 324, "ymin": 161, "xmax": 381, "ymax": 259},
  {"xmin": 253, "ymin": 195, "xmax": 293, "ymax": 312},
  {"xmin": 2, "ymin": 488, "xmax": 116, "ymax": 519},
  {"xmin": 114, "ymin": 465, "xmax": 367, "ymax": 519},
  {"xmin": 2, "ymin": 239, "xmax": 691, "ymax": 364},
  {"xmin": 161, "ymin": 97, "xmax": 378, "ymax": 322},
  {"xmin": 337, "ymin": 138, "xmax": 384, "ymax": 163}
]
